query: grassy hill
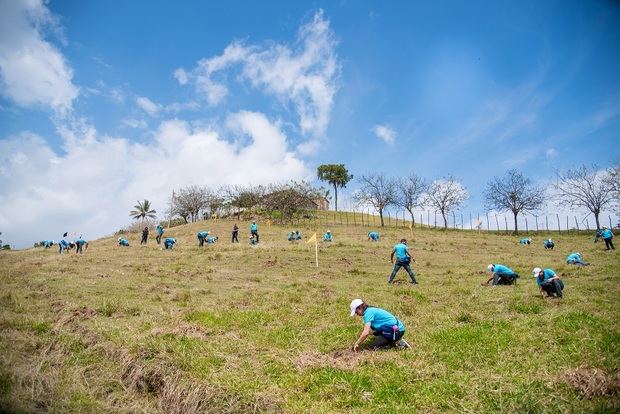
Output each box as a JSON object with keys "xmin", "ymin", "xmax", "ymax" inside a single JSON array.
[{"xmin": 1, "ymin": 217, "xmax": 618, "ymax": 413}]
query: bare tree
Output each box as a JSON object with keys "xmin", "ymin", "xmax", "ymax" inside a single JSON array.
[
  {"xmin": 352, "ymin": 173, "xmax": 397, "ymax": 226},
  {"xmin": 483, "ymin": 169, "xmax": 544, "ymax": 234},
  {"xmin": 220, "ymin": 185, "xmax": 266, "ymax": 219},
  {"xmin": 168, "ymin": 185, "xmax": 209, "ymax": 223},
  {"xmin": 554, "ymin": 165, "xmax": 614, "ymax": 229},
  {"xmin": 606, "ymin": 161, "xmax": 620, "ymax": 214},
  {"xmin": 262, "ymin": 181, "xmax": 321, "ymax": 223},
  {"xmin": 395, "ymin": 173, "xmax": 427, "ymax": 226},
  {"xmin": 424, "ymin": 176, "xmax": 468, "ymax": 229}
]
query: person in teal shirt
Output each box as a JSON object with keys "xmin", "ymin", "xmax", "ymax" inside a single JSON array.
[
  {"xmin": 368, "ymin": 231, "xmax": 380, "ymax": 241},
  {"xmin": 164, "ymin": 238, "xmax": 177, "ymax": 250},
  {"xmin": 59, "ymin": 239, "xmax": 70, "ymax": 253},
  {"xmin": 197, "ymin": 231, "xmax": 210, "ymax": 247},
  {"xmin": 155, "ymin": 224, "xmax": 164, "ymax": 244},
  {"xmin": 601, "ymin": 227, "xmax": 615, "ymax": 250},
  {"xmin": 388, "ymin": 239, "xmax": 417, "ymax": 284},
  {"xmin": 206, "ymin": 236, "xmax": 218, "ymax": 244},
  {"xmin": 250, "ymin": 221, "xmax": 259, "ymax": 243},
  {"xmin": 543, "ymin": 239, "xmax": 554, "ymax": 250},
  {"xmin": 75, "ymin": 238, "xmax": 88, "ymax": 254},
  {"xmin": 566, "ymin": 252, "xmax": 590, "ymax": 266},
  {"xmin": 519, "ymin": 237, "xmax": 532, "ymax": 245},
  {"xmin": 118, "ymin": 238, "xmax": 130, "ymax": 247},
  {"xmin": 350, "ymin": 299, "xmax": 410, "ymax": 351},
  {"xmin": 249, "ymin": 233, "xmax": 258, "ymax": 245},
  {"xmin": 483, "ymin": 264, "xmax": 519, "ymax": 286},
  {"xmin": 533, "ymin": 267, "xmax": 564, "ymax": 298},
  {"xmin": 323, "ymin": 230, "xmax": 332, "ymax": 242},
  {"xmin": 42, "ymin": 240, "xmax": 54, "ymax": 248}
]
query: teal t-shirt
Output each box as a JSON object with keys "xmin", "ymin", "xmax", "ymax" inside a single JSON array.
[
  {"xmin": 368, "ymin": 231, "xmax": 380, "ymax": 240},
  {"xmin": 119, "ymin": 239, "xmax": 129, "ymax": 246},
  {"xmin": 75, "ymin": 239, "xmax": 87, "ymax": 246},
  {"xmin": 566, "ymin": 253, "xmax": 581, "ymax": 262},
  {"xmin": 156, "ymin": 225, "xmax": 164, "ymax": 235},
  {"xmin": 323, "ymin": 232, "xmax": 332, "ymax": 240},
  {"xmin": 493, "ymin": 264, "xmax": 514, "ymax": 274},
  {"xmin": 206, "ymin": 236, "xmax": 217, "ymax": 243},
  {"xmin": 363, "ymin": 307, "xmax": 405, "ymax": 332},
  {"xmin": 251, "ymin": 223, "xmax": 257, "ymax": 231},
  {"xmin": 602, "ymin": 229, "xmax": 613, "ymax": 238},
  {"xmin": 197, "ymin": 231, "xmax": 209, "ymax": 238},
  {"xmin": 393, "ymin": 243, "xmax": 409, "ymax": 260},
  {"xmin": 536, "ymin": 269, "xmax": 556, "ymax": 286}
]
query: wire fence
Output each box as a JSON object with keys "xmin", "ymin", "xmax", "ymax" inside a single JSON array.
[{"xmin": 309, "ymin": 208, "xmax": 619, "ymax": 235}]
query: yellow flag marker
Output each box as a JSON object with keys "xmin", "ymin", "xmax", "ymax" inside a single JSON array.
[{"xmin": 306, "ymin": 232, "xmax": 318, "ymax": 267}]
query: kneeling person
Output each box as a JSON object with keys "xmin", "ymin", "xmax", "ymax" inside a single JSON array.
[
  {"xmin": 164, "ymin": 238, "xmax": 177, "ymax": 250},
  {"xmin": 350, "ymin": 299, "xmax": 410, "ymax": 351},
  {"xmin": 118, "ymin": 238, "xmax": 130, "ymax": 247},
  {"xmin": 483, "ymin": 264, "xmax": 519, "ymax": 286},
  {"xmin": 544, "ymin": 239, "xmax": 554, "ymax": 250},
  {"xmin": 206, "ymin": 236, "xmax": 218, "ymax": 244}
]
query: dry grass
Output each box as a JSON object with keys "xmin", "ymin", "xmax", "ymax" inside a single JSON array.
[{"xmin": 0, "ymin": 215, "xmax": 618, "ymax": 412}]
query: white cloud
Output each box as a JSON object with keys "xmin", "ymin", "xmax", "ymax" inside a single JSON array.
[
  {"xmin": 546, "ymin": 148, "xmax": 558, "ymax": 159},
  {"xmin": 176, "ymin": 9, "xmax": 339, "ymax": 143},
  {"xmin": 136, "ymin": 96, "xmax": 161, "ymax": 117},
  {"xmin": 122, "ymin": 118, "xmax": 148, "ymax": 129},
  {"xmin": 372, "ymin": 124, "xmax": 395, "ymax": 145},
  {"xmin": 0, "ymin": 0, "xmax": 78, "ymax": 114},
  {"xmin": 0, "ymin": 112, "xmax": 310, "ymax": 248}
]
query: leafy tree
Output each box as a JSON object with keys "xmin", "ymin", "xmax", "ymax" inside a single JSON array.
[
  {"xmin": 169, "ymin": 186, "xmax": 209, "ymax": 223},
  {"xmin": 555, "ymin": 165, "xmax": 615, "ymax": 229},
  {"xmin": 484, "ymin": 169, "xmax": 544, "ymax": 234},
  {"xmin": 425, "ymin": 176, "xmax": 468, "ymax": 229},
  {"xmin": 129, "ymin": 199, "xmax": 157, "ymax": 221},
  {"xmin": 353, "ymin": 173, "xmax": 397, "ymax": 227},
  {"xmin": 262, "ymin": 181, "xmax": 322, "ymax": 223},
  {"xmin": 317, "ymin": 164, "xmax": 353, "ymax": 211},
  {"xmin": 395, "ymin": 173, "xmax": 427, "ymax": 226}
]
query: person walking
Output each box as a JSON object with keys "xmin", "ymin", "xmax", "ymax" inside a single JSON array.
[
  {"xmin": 533, "ymin": 267, "xmax": 564, "ymax": 298},
  {"xmin": 250, "ymin": 220, "xmax": 259, "ymax": 243},
  {"xmin": 601, "ymin": 227, "xmax": 615, "ymax": 250},
  {"xmin": 141, "ymin": 226, "xmax": 149, "ymax": 245},
  {"xmin": 350, "ymin": 299, "xmax": 410, "ymax": 351},
  {"xmin": 388, "ymin": 239, "xmax": 417, "ymax": 284},
  {"xmin": 155, "ymin": 224, "xmax": 164, "ymax": 244},
  {"xmin": 232, "ymin": 223, "xmax": 239, "ymax": 243}
]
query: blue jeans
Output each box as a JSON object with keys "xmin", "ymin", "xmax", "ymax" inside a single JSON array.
[{"xmin": 389, "ymin": 261, "xmax": 417, "ymax": 284}]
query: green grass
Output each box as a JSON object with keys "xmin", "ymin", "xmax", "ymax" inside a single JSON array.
[{"xmin": 0, "ymin": 217, "xmax": 618, "ymax": 413}]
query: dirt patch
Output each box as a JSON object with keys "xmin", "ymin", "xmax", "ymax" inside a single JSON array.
[
  {"xmin": 561, "ymin": 366, "xmax": 620, "ymax": 398},
  {"xmin": 295, "ymin": 349, "xmax": 365, "ymax": 371},
  {"xmin": 151, "ymin": 323, "xmax": 210, "ymax": 340}
]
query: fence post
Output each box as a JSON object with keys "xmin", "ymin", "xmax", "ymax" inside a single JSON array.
[
  {"xmin": 427, "ymin": 210, "xmax": 430, "ymax": 228},
  {"xmin": 470, "ymin": 213, "xmax": 473, "ymax": 230},
  {"xmin": 545, "ymin": 215, "xmax": 549, "ymax": 232},
  {"xmin": 504, "ymin": 215, "xmax": 508, "ymax": 233},
  {"xmin": 535, "ymin": 215, "xmax": 539, "ymax": 233},
  {"xmin": 566, "ymin": 216, "xmax": 569, "ymax": 234},
  {"xmin": 574, "ymin": 216, "xmax": 579, "ymax": 233},
  {"xmin": 388, "ymin": 213, "xmax": 391, "ymax": 227},
  {"xmin": 610, "ymin": 216, "xmax": 613, "ymax": 228},
  {"xmin": 452, "ymin": 211, "xmax": 456, "ymax": 229},
  {"xmin": 586, "ymin": 218, "xmax": 589, "ymax": 231},
  {"xmin": 346, "ymin": 212, "xmax": 349, "ymax": 226},
  {"xmin": 420, "ymin": 213, "xmax": 423, "ymax": 228},
  {"xmin": 556, "ymin": 214, "xmax": 561, "ymax": 234},
  {"xmin": 434, "ymin": 211, "xmax": 437, "ymax": 228},
  {"xmin": 495, "ymin": 214, "xmax": 500, "ymax": 231},
  {"xmin": 353, "ymin": 211, "xmax": 356, "ymax": 226},
  {"xmin": 486, "ymin": 213, "xmax": 490, "ymax": 232},
  {"xmin": 525, "ymin": 216, "xmax": 528, "ymax": 234}
]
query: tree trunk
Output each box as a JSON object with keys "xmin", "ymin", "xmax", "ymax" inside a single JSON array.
[
  {"xmin": 407, "ymin": 209, "xmax": 415, "ymax": 226},
  {"xmin": 333, "ymin": 183, "xmax": 338, "ymax": 211},
  {"xmin": 513, "ymin": 211, "xmax": 519, "ymax": 234},
  {"xmin": 379, "ymin": 208, "xmax": 385, "ymax": 226},
  {"xmin": 594, "ymin": 210, "xmax": 601, "ymax": 229},
  {"xmin": 442, "ymin": 211, "xmax": 448, "ymax": 228}
]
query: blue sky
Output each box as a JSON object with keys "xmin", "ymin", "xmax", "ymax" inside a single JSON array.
[{"xmin": 1, "ymin": 0, "xmax": 619, "ymax": 247}]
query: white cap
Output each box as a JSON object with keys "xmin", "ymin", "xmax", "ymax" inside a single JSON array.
[
  {"xmin": 118, "ymin": 237, "xmax": 121, "ymax": 241},
  {"xmin": 532, "ymin": 267, "xmax": 542, "ymax": 276},
  {"xmin": 487, "ymin": 264, "xmax": 494, "ymax": 272},
  {"xmin": 350, "ymin": 299, "xmax": 363, "ymax": 316}
]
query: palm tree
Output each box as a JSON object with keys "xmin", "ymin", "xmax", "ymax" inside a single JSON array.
[{"xmin": 130, "ymin": 200, "xmax": 157, "ymax": 221}]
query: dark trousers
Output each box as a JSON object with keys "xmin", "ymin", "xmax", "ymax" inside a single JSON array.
[
  {"xmin": 141, "ymin": 234, "xmax": 148, "ymax": 245},
  {"xmin": 541, "ymin": 280, "xmax": 565, "ymax": 297},
  {"xmin": 156, "ymin": 234, "xmax": 162, "ymax": 244},
  {"xmin": 232, "ymin": 231, "xmax": 238, "ymax": 243},
  {"xmin": 76, "ymin": 244, "xmax": 83, "ymax": 254},
  {"xmin": 604, "ymin": 238, "xmax": 615, "ymax": 250},
  {"xmin": 493, "ymin": 272, "xmax": 516, "ymax": 285},
  {"xmin": 251, "ymin": 230, "xmax": 259, "ymax": 242},
  {"xmin": 389, "ymin": 261, "xmax": 417, "ymax": 284},
  {"xmin": 198, "ymin": 237, "xmax": 205, "ymax": 247},
  {"xmin": 368, "ymin": 330, "xmax": 405, "ymax": 349}
]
